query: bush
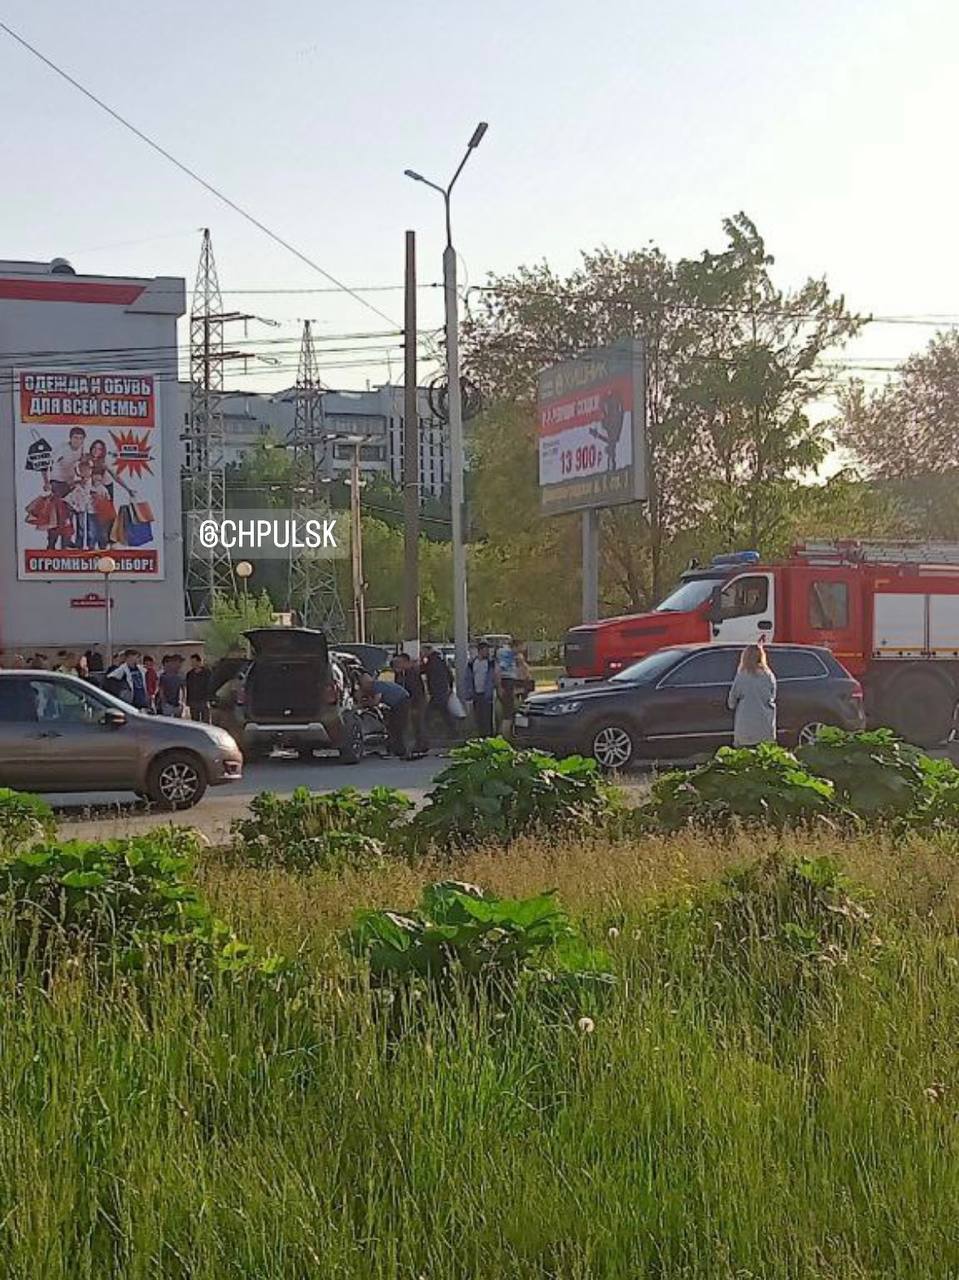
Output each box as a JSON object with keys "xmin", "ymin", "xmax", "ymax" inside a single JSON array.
[
  {"xmin": 717, "ymin": 852, "xmax": 871, "ymax": 958},
  {"xmin": 795, "ymin": 727, "xmax": 944, "ymax": 818},
  {"xmin": 640, "ymin": 743, "xmax": 840, "ymax": 832},
  {"xmin": 0, "ymin": 826, "xmax": 284, "ymax": 977},
  {"xmin": 348, "ymin": 880, "xmax": 613, "ymax": 1014},
  {"xmin": 230, "ymin": 786, "xmax": 412, "ymax": 870},
  {"xmin": 0, "ymin": 788, "xmax": 55, "ymax": 852},
  {"xmin": 411, "ymin": 738, "xmax": 616, "ymax": 849},
  {"xmin": 655, "ymin": 852, "xmax": 877, "ymax": 1054}
]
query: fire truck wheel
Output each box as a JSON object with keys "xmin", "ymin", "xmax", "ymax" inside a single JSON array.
[
  {"xmin": 590, "ymin": 723, "xmax": 637, "ymax": 771},
  {"xmin": 883, "ymin": 669, "xmax": 956, "ymax": 747}
]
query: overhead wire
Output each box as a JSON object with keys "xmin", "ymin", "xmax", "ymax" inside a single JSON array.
[{"xmin": 0, "ymin": 19, "xmax": 402, "ymax": 329}]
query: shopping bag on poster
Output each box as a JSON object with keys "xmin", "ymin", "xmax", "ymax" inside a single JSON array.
[
  {"xmin": 25, "ymin": 493, "xmax": 53, "ymax": 527},
  {"xmin": 119, "ymin": 504, "xmax": 153, "ymax": 547},
  {"xmin": 93, "ymin": 494, "xmax": 116, "ymax": 524},
  {"xmin": 110, "ymin": 507, "xmax": 128, "ymax": 544}
]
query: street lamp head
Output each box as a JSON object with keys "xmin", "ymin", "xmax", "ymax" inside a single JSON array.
[
  {"xmin": 404, "ymin": 169, "xmax": 426, "ymax": 183},
  {"xmin": 468, "ymin": 122, "xmax": 488, "ymax": 149},
  {"xmin": 97, "ymin": 555, "xmax": 117, "ymax": 575},
  {"xmin": 235, "ymin": 560, "xmax": 254, "ymax": 580}
]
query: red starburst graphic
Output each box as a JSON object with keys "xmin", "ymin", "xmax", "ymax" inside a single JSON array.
[{"xmin": 110, "ymin": 429, "xmax": 153, "ymax": 479}]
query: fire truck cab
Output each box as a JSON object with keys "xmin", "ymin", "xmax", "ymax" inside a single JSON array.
[{"xmin": 562, "ymin": 541, "xmax": 959, "ymax": 747}]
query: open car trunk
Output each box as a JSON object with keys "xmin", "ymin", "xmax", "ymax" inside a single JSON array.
[{"xmin": 243, "ymin": 628, "xmax": 331, "ymax": 721}]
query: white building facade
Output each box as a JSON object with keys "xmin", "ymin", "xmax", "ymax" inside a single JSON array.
[{"xmin": 0, "ymin": 258, "xmax": 187, "ymax": 652}]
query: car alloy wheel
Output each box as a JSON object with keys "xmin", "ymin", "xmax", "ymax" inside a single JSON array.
[
  {"xmin": 592, "ymin": 724, "xmax": 634, "ymax": 770},
  {"xmin": 157, "ymin": 759, "xmax": 201, "ymax": 804},
  {"xmin": 338, "ymin": 710, "xmax": 365, "ymax": 764},
  {"xmin": 797, "ymin": 722, "xmax": 828, "ymax": 747}
]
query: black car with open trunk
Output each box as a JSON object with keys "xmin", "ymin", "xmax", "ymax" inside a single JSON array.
[{"xmin": 235, "ymin": 628, "xmax": 386, "ymax": 763}]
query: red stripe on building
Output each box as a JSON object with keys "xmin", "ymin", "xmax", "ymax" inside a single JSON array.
[{"xmin": 0, "ymin": 279, "xmax": 145, "ymax": 305}]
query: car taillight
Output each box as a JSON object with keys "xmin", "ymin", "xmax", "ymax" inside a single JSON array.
[{"xmin": 849, "ymin": 681, "xmax": 863, "ymax": 702}]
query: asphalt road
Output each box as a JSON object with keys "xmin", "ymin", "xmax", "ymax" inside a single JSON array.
[{"xmin": 50, "ymin": 751, "xmax": 451, "ymax": 842}]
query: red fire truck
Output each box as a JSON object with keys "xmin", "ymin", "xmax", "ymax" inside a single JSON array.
[{"xmin": 562, "ymin": 541, "xmax": 959, "ymax": 746}]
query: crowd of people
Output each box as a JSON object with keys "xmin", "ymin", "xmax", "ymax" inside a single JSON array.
[
  {"xmin": 0, "ymin": 635, "xmax": 784, "ymax": 760},
  {"xmin": 356, "ymin": 638, "xmax": 536, "ymax": 762},
  {"xmin": 0, "ymin": 634, "xmax": 542, "ymax": 761},
  {"xmin": 0, "ymin": 647, "xmax": 215, "ymax": 722}
]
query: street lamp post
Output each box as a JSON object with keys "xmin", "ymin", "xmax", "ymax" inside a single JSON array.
[
  {"xmin": 96, "ymin": 555, "xmax": 117, "ymax": 668},
  {"xmin": 405, "ymin": 121, "xmax": 487, "ymax": 698}
]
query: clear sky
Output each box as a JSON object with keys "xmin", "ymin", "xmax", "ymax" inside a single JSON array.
[{"xmin": 1, "ymin": 0, "xmax": 957, "ymax": 399}]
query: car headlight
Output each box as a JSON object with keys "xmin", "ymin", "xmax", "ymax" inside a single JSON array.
[
  {"xmin": 210, "ymin": 727, "xmax": 240, "ymax": 752},
  {"xmin": 542, "ymin": 700, "xmax": 583, "ymax": 716}
]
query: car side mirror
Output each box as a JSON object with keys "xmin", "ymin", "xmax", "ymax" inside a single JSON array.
[
  {"xmin": 101, "ymin": 708, "xmax": 127, "ymax": 729},
  {"xmin": 705, "ymin": 589, "xmax": 723, "ymax": 624}
]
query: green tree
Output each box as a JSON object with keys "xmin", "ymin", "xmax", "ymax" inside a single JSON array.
[
  {"xmin": 467, "ymin": 401, "xmax": 580, "ymax": 637},
  {"xmin": 464, "ymin": 214, "xmax": 863, "ymax": 604},
  {"xmin": 225, "ymin": 440, "xmax": 296, "ymax": 510},
  {"xmin": 351, "ymin": 516, "xmax": 453, "ymax": 644},
  {"xmin": 835, "ymin": 330, "xmax": 959, "ymax": 538},
  {"xmin": 202, "ymin": 590, "xmax": 275, "ymax": 660}
]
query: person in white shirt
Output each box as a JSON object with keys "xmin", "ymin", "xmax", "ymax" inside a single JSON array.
[{"xmin": 45, "ymin": 427, "xmax": 87, "ymax": 549}]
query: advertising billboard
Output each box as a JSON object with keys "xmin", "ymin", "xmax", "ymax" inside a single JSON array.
[
  {"xmin": 537, "ymin": 339, "xmax": 646, "ymax": 515},
  {"xmin": 14, "ymin": 369, "xmax": 164, "ymax": 580}
]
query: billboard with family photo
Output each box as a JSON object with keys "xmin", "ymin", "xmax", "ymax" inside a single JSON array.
[{"xmin": 14, "ymin": 368, "xmax": 164, "ymax": 580}]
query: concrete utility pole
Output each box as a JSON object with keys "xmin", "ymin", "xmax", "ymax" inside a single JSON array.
[
  {"xmin": 403, "ymin": 230, "xmax": 420, "ymax": 655},
  {"xmin": 405, "ymin": 122, "xmax": 488, "ymax": 697},
  {"xmin": 348, "ymin": 439, "xmax": 367, "ymax": 643}
]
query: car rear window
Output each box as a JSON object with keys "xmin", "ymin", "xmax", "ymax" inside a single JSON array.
[{"xmin": 659, "ymin": 649, "xmax": 740, "ymax": 687}]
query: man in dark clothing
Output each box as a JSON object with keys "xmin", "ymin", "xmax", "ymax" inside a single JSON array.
[
  {"xmin": 185, "ymin": 653, "xmax": 213, "ymax": 723},
  {"xmin": 392, "ymin": 653, "xmax": 428, "ymax": 756},
  {"xmin": 157, "ymin": 654, "xmax": 186, "ymax": 717},
  {"xmin": 85, "ymin": 647, "xmax": 104, "ymax": 674},
  {"xmin": 359, "ymin": 673, "xmax": 411, "ymax": 758},
  {"xmin": 422, "ymin": 645, "xmax": 454, "ymax": 733}
]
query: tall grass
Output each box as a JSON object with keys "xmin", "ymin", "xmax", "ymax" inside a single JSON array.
[{"xmin": 3, "ymin": 829, "xmax": 959, "ymax": 1277}]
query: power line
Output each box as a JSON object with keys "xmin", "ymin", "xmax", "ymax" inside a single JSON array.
[
  {"xmin": 464, "ymin": 284, "xmax": 959, "ymax": 329},
  {"xmin": 0, "ymin": 329, "xmax": 435, "ymax": 364},
  {"xmin": 0, "ymin": 20, "xmax": 401, "ymax": 330}
]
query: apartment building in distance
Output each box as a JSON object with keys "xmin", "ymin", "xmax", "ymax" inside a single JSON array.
[{"xmin": 179, "ymin": 382, "xmax": 450, "ymax": 499}]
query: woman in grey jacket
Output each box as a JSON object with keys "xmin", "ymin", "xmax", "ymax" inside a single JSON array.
[{"xmin": 727, "ymin": 644, "xmax": 777, "ymax": 746}]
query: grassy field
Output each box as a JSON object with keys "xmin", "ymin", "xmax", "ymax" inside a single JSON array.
[{"xmin": 4, "ymin": 827, "xmax": 959, "ymax": 1277}]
